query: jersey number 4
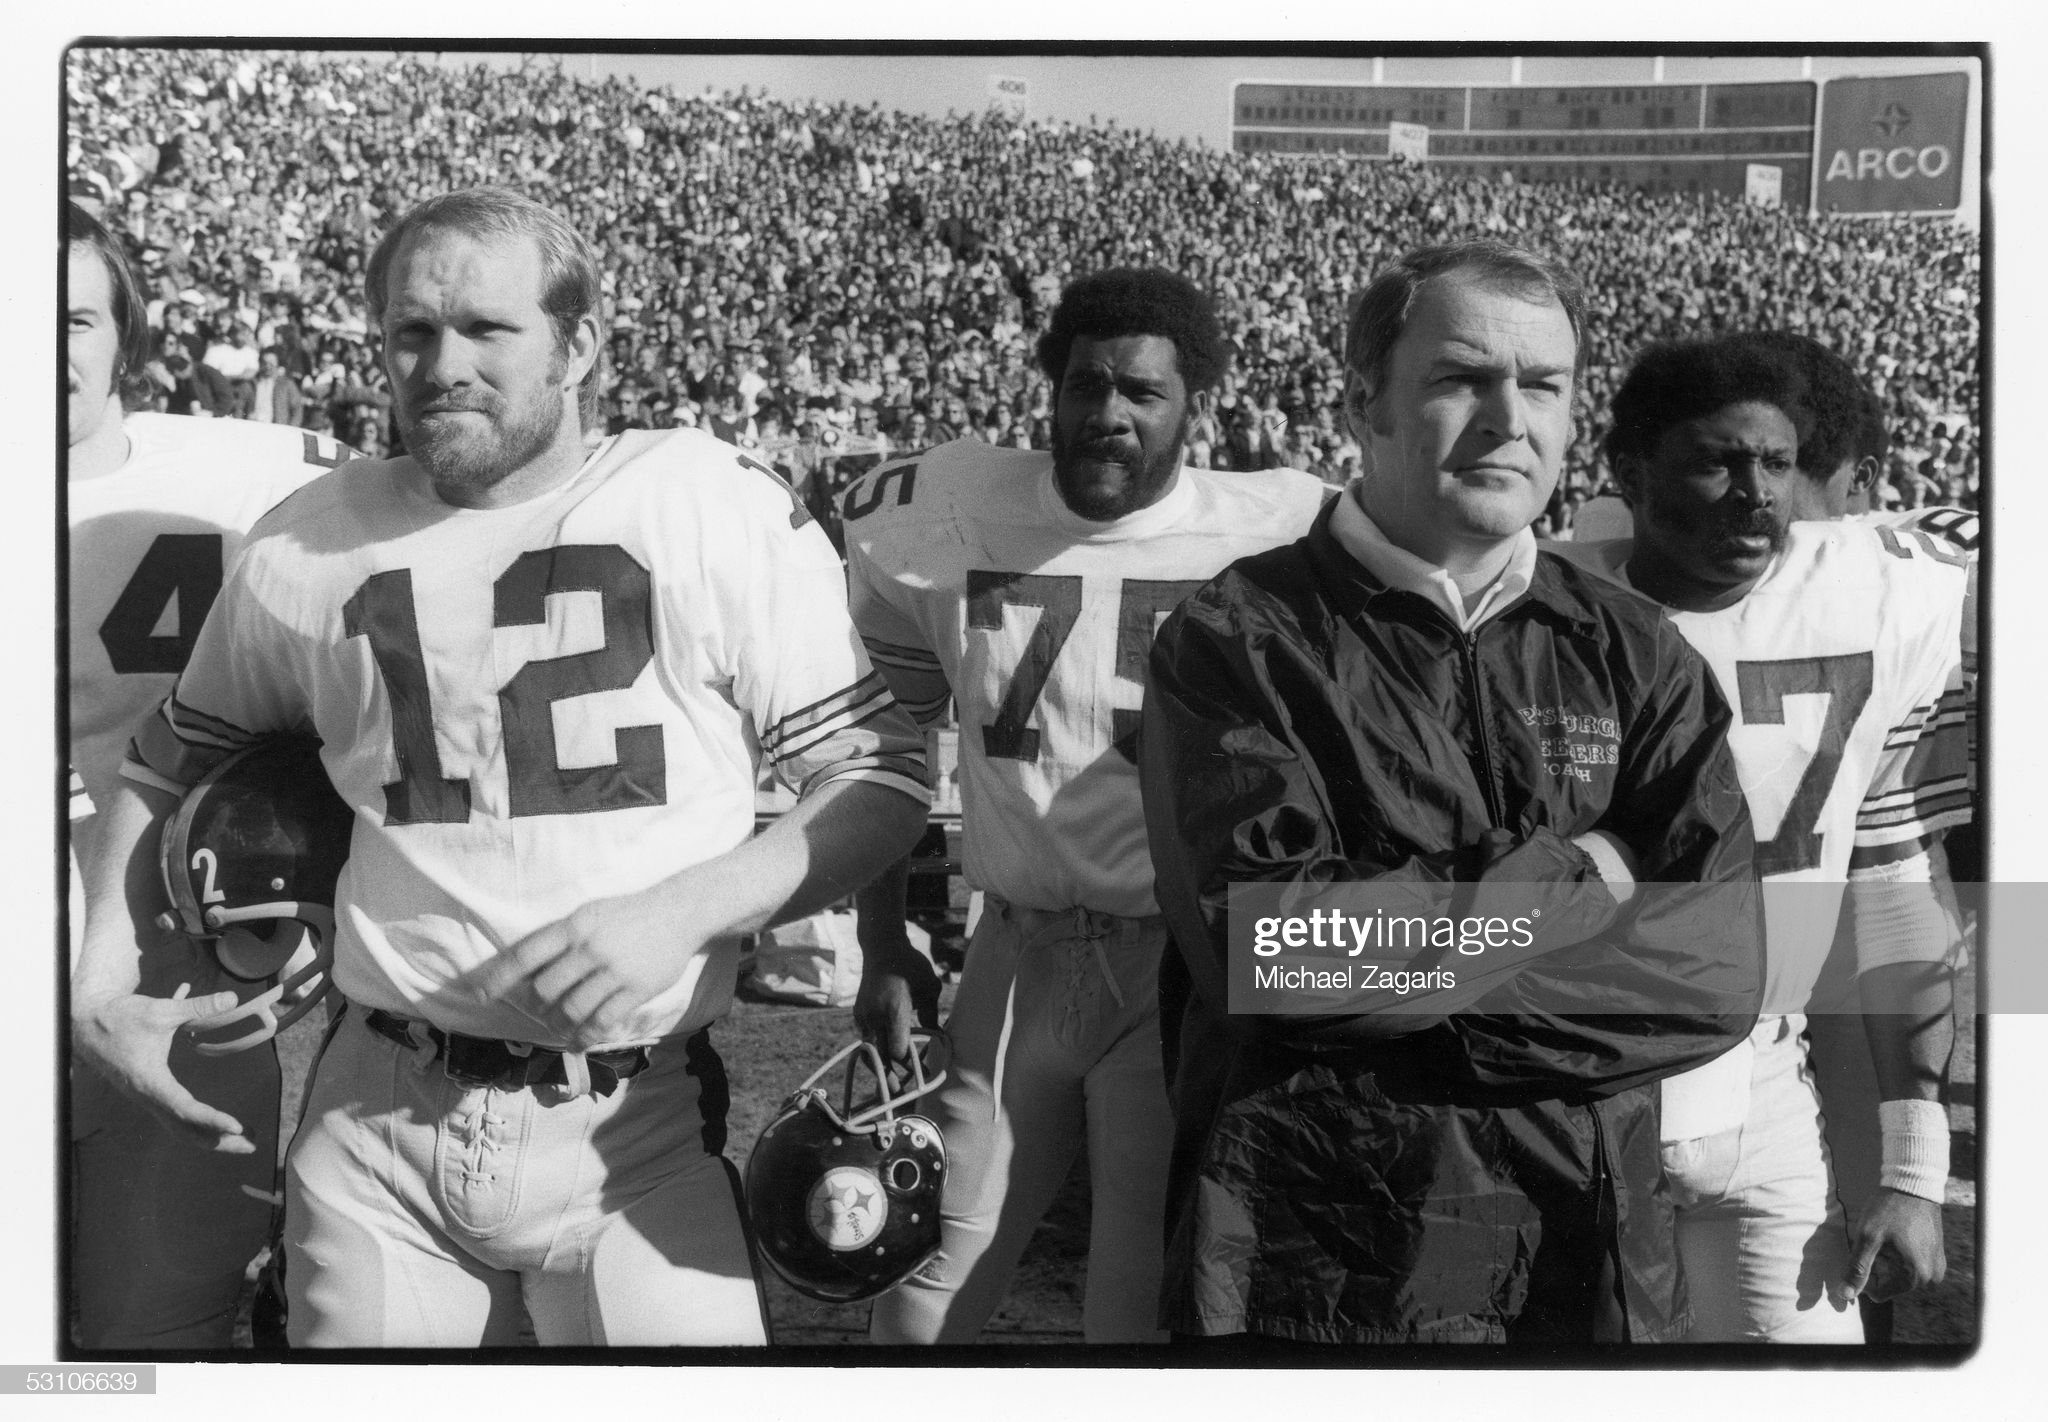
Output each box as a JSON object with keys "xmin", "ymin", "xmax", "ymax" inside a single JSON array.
[
  {"xmin": 966, "ymin": 571, "xmax": 1203, "ymax": 765},
  {"xmin": 343, "ymin": 545, "xmax": 665, "ymax": 825},
  {"xmin": 1735, "ymin": 652, "xmax": 1873, "ymax": 878},
  {"xmin": 98, "ymin": 533, "xmax": 223, "ymax": 674}
]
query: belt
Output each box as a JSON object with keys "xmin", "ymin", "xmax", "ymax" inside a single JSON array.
[{"xmin": 363, "ymin": 1008, "xmax": 652, "ymax": 1099}]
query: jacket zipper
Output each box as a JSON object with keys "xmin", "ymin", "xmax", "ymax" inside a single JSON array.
[
  {"xmin": 1587, "ymin": 1099, "xmax": 1629, "ymax": 1341},
  {"xmin": 1459, "ymin": 629, "xmax": 1507, "ymax": 827}
]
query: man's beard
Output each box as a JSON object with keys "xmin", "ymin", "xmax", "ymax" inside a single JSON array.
[
  {"xmin": 398, "ymin": 369, "xmax": 567, "ymax": 497},
  {"xmin": 1050, "ymin": 418, "xmax": 1187, "ymax": 521}
]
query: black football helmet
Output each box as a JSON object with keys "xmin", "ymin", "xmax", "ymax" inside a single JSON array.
[
  {"xmin": 745, "ymin": 1031, "xmax": 949, "ymax": 1303},
  {"xmin": 155, "ymin": 738, "xmax": 352, "ymax": 1055}
]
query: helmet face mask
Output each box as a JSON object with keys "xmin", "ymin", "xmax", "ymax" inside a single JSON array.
[
  {"xmin": 156, "ymin": 738, "xmax": 352, "ymax": 1055},
  {"xmin": 745, "ymin": 1031, "xmax": 950, "ymax": 1303}
]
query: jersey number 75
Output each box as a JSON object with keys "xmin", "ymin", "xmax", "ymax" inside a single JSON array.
[{"xmin": 966, "ymin": 571, "xmax": 1203, "ymax": 766}]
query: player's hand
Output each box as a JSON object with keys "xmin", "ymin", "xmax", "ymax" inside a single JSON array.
[
  {"xmin": 854, "ymin": 930, "xmax": 942, "ymax": 1081},
  {"xmin": 1844, "ymin": 1187, "xmax": 1947, "ymax": 1303},
  {"xmin": 479, "ymin": 891, "xmax": 706, "ymax": 1050},
  {"xmin": 70, "ymin": 988, "xmax": 257, "ymax": 1154}
]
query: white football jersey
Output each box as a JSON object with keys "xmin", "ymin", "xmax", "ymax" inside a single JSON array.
[
  {"xmin": 1565, "ymin": 522, "xmax": 1970, "ymax": 1008},
  {"xmin": 127, "ymin": 429, "xmax": 927, "ymax": 1046},
  {"xmin": 844, "ymin": 440, "xmax": 1328, "ymax": 918},
  {"xmin": 1561, "ymin": 523, "xmax": 1970, "ymax": 1140},
  {"xmin": 68, "ymin": 413, "xmax": 354, "ymax": 813}
]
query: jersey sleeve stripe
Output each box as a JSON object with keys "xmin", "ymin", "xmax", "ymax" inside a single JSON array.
[
  {"xmin": 760, "ymin": 671, "xmax": 893, "ymax": 745},
  {"xmin": 67, "ymin": 769, "xmax": 92, "ymax": 820},
  {"xmin": 860, "ymin": 636, "xmax": 945, "ymax": 673},
  {"xmin": 761, "ymin": 677, "xmax": 898, "ymax": 758},
  {"xmin": 1858, "ymin": 774, "xmax": 1973, "ymax": 817},
  {"xmin": 1856, "ymin": 788, "xmax": 1973, "ymax": 836},
  {"xmin": 125, "ymin": 695, "xmax": 261, "ymax": 792},
  {"xmin": 772, "ymin": 698, "xmax": 908, "ymax": 765},
  {"xmin": 162, "ymin": 694, "xmax": 258, "ymax": 745}
]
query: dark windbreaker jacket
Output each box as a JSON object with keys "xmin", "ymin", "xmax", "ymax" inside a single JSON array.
[{"xmin": 1140, "ymin": 504, "xmax": 1764, "ymax": 1343}]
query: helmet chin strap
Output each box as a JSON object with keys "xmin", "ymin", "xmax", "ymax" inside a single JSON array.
[{"xmin": 187, "ymin": 904, "xmax": 338, "ymax": 1056}]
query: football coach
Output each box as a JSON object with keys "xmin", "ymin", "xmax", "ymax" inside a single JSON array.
[{"xmin": 1138, "ymin": 239, "xmax": 1765, "ymax": 1346}]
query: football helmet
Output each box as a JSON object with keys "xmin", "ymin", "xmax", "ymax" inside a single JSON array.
[
  {"xmin": 745, "ymin": 1031, "xmax": 949, "ymax": 1303},
  {"xmin": 155, "ymin": 738, "xmax": 352, "ymax": 1055}
]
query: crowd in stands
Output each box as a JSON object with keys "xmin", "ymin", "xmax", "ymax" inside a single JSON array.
[{"xmin": 69, "ymin": 47, "xmax": 1982, "ymax": 542}]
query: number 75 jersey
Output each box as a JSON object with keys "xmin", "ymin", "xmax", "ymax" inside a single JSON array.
[{"xmin": 843, "ymin": 441, "xmax": 1327, "ymax": 918}]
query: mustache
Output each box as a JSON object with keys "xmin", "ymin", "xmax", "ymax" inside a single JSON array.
[
  {"xmin": 1715, "ymin": 507, "xmax": 1782, "ymax": 541},
  {"xmin": 1074, "ymin": 436, "xmax": 1142, "ymax": 463},
  {"xmin": 413, "ymin": 394, "xmax": 493, "ymax": 415}
]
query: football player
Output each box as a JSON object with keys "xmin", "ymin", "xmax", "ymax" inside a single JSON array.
[
  {"xmin": 1719, "ymin": 331, "xmax": 1976, "ymax": 1344},
  {"xmin": 1565, "ymin": 333, "xmax": 1969, "ymax": 1341},
  {"xmin": 844, "ymin": 268, "xmax": 1327, "ymax": 1343},
  {"xmin": 66, "ymin": 199, "xmax": 357, "ymax": 1350},
  {"xmin": 73, "ymin": 188, "xmax": 930, "ymax": 1347}
]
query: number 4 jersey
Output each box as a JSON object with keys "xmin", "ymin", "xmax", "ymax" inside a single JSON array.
[
  {"xmin": 68, "ymin": 413, "xmax": 356, "ymax": 815},
  {"xmin": 843, "ymin": 441, "xmax": 1328, "ymax": 918},
  {"xmin": 124, "ymin": 428, "xmax": 927, "ymax": 1045}
]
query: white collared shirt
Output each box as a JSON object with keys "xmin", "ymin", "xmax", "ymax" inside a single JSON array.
[{"xmin": 1330, "ymin": 484, "xmax": 1538, "ymax": 631}]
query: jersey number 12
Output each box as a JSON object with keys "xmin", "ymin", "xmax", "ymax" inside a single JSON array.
[{"xmin": 344, "ymin": 545, "xmax": 666, "ymax": 824}]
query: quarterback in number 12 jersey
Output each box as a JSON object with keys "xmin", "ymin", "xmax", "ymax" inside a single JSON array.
[
  {"xmin": 125, "ymin": 428, "xmax": 927, "ymax": 1047},
  {"xmin": 843, "ymin": 440, "xmax": 1328, "ymax": 917},
  {"xmin": 68, "ymin": 413, "xmax": 354, "ymax": 818}
]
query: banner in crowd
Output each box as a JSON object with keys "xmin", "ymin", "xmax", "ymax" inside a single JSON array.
[
  {"xmin": 989, "ymin": 75, "xmax": 1028, "ymax": 120},
  {"xmin": 1746, "ymin": 163, "xmax": 1783, "ymax": 207}
]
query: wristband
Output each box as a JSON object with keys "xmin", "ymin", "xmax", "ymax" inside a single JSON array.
[{"xmin": 1878, "ymin": 1097, "xmax": 1950, "ymax": 1202}]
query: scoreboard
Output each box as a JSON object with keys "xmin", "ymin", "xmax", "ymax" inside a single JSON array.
[{"xmin": 1233, "ymin": 81, "xmax": 1816, "ymax": 201}]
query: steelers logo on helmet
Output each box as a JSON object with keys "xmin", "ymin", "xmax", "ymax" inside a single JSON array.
[
  {"xmin": 806, "ymin": 1164, "xmax": 888, "ymax": 1251},
  {"xmin": 745, "ymin": 1031, "xmax": 950, "ymax": 1303},
  {"xmin": 156, "ymin": 736, "xmax": 353, "ymax": 1054}
]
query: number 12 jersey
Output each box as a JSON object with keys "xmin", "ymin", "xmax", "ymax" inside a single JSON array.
[{"xmin": 126, "ymin": 428, "xmax": 927, "ymax": 1045}]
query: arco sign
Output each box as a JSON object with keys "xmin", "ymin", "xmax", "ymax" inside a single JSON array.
[{"xmin": 1816, "ymin": 72, "xmax": 1968, "ymax": 214}]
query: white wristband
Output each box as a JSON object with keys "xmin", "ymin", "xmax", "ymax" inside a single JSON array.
[{"xmin": 1878, "ymin": 1097, "xmax": 1950, "ymax": 1202}]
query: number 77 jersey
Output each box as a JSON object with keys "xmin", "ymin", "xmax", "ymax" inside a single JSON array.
[{"xmin": 843, "ymin": 441, "xmax": 1328, "ymax": 918}]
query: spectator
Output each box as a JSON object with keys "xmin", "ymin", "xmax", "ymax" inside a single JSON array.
[
  {"xmin": 247, "ymin": 346, "xmax": 303, "ymax": 425},
  {"xmin": 197, "ymin": 318, "xmax": 257, "ymax": 417},
  {"xmin": 65, "ymin": 46, "xmax": 1977, "ymax": 518}
]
